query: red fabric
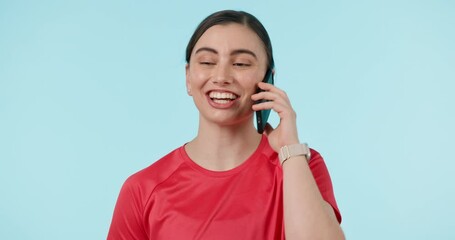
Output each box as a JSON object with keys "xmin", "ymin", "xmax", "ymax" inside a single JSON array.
[{"xmin": 107, "ymin": 135, "xmax": 341, "ymax": 240}]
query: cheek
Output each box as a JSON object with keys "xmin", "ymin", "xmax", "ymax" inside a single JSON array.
[
  {"xmin": 189, "ymin": 66, "xmax": 211, "ymax": 83},
  {"xmin": 187, "ymin": 74, "xmax": 206, "ymax": 90},
  {"xmin": 238, "ymin": 72, "xmax": 262, "ymax": 92}
]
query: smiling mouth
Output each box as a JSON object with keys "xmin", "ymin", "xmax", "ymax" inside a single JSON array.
[{"xmin": 208, "ymin": 91, "xmax": 239, "ymax": 104}]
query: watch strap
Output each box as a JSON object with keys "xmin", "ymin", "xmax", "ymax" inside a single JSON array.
[{"xmin": 279, "ymin": 143, "xmax": 311, "ymax": 165}]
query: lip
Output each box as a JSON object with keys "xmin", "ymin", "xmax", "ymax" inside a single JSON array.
[
  {"xmin": 205, "ymin": 89, "xmax": 239, "ymax": 96},
  {"xmin": 205, "ymin": 89, "xmax": 240, "ymax": 109}
]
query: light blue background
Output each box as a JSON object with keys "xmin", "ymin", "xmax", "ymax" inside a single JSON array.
[{"xmin": 1, "ymin": 0, "xmax": 454, "ymax": 239}]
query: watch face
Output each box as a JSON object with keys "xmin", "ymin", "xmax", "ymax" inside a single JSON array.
[{"xmin": 303, "ymin": 143, "xmax": 311, "ymax": 161}]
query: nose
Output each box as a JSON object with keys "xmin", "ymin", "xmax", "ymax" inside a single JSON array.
[{"xmin": 212, "ymin": 64, "xmax": 233, "ymax": 85}]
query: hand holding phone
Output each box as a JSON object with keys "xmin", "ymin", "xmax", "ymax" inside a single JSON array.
[{"xmin": 255, "ymin": 69, "xmax": 274, "ymax": 134}]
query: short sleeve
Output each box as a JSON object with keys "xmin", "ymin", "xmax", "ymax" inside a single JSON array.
[
  {"xmin": 107, "ymin": 177, "xmax": 149, "ymax": 240},
  {"xmin": 308, "ymin": 149, "xmax": 342, "ymax": 223}
]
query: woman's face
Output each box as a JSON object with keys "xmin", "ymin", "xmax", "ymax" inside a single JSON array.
[{"xmin": 186, "ymin": 23, "xmax": 268, "ymax": 126}]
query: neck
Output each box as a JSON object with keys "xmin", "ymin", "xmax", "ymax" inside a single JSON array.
[{"xmin": 185, "ymin": 116, "xmax": 262, "ymax": 171}]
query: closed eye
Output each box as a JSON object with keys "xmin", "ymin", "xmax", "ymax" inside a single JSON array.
[
  {"xmin": 200, "ymin": 61, "xmax": 215, "ymax": 65},
  {"xmin": 233, "ymin": 63, "xmax": 251, "ymax": 67}
]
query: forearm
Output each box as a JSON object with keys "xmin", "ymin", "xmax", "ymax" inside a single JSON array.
[{"xmin": 282, "ymin": 156, "xmax": 345, "ymax": 240}]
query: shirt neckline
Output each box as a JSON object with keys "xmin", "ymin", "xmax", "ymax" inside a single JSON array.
[{"xmin": 179, "ymin": 135, "xmax": 268, "ymax": 177}]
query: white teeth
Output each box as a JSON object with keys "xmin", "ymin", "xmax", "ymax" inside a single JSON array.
[
  {"xmin": 209, "ymin": 91, "xmax": 237, "ymax": 100},
  {"xmin": 213, "ymin": 99, "xmax": 230, "ymax": 104}
]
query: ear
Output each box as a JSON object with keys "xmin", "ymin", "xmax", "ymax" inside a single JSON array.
[{"xmin": 185, "ymin": 64, "xmax": 192, "ymax": 96}]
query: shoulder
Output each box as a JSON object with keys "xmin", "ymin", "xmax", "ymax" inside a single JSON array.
[
  {"xmin": 122, "ymin": 146, "xmax": 186, "ymax": 198},
  {"xmin": 308, "ymin": 148, "xmax": 328, "ymax": 169},
  {"xmin": 309, "ymin": 148, "xmax": 323, "ymax": 162},
  {"xmin": 308, "ymin": 148, "xmax": 342, "ymax": 223}
]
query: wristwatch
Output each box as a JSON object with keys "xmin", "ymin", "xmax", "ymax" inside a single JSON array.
[{"xmin": 279, "ymin": 143, "xmax": 311, "ymax": 165}]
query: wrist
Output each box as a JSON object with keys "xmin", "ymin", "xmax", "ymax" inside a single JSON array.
[
  {"xmin": 279, "ymin": 143, "xmax": 311, "ymax": 165},
  {"xmin": 280, "ymin": 137, "xmax": 300, "ymax": 149}
]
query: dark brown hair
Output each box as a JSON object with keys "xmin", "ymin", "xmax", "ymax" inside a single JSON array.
[{"xmin": 185, "ymin": 10, "xmax": 274, "ymax": 69}]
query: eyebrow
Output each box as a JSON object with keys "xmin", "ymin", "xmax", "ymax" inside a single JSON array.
[{"xmin": 195, "ymin": 47, "xmax": 257, "ymax": 59}]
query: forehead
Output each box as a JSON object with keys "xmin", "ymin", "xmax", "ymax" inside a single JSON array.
[{"xmin": 193, "ymin": 23, "xmax": 267, "ymax": 59}]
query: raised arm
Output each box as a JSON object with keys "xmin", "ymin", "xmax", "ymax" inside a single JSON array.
[{"xmin": 252, "ymin": 81, "xmax": 345, "ymax": 239}]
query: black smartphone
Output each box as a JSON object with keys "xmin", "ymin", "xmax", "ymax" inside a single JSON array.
[{"xmin": 255, "ymin": 68, "xmax": 274, "ymax": 134}]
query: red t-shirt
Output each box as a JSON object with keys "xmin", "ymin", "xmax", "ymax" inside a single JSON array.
[{"xmin": 107, "ymin": 135, "xmax": 341, "ymax": 239}]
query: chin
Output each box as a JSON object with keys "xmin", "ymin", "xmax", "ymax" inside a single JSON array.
[{"xmin": 204, "ymin": 112, "xmax": 254, "ymax": 128}]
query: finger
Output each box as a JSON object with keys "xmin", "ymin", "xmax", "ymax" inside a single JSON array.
[
  {"xmin": 257, "ymin": 82, "xmax": 288, "ymax": 97},
  {"xmin": 252, "ymin": 94, "xmax": 292, "ymax": 113},
  {"xmin": 252, "ymin": 101, "xmax": 292, "ymax": 117},
  {"xmin": 251, "ymin": 91, "xmax": 291, "ymax": 105},
  {"xmin": 251, "ymin": 91, "xmax": 277, "ymax": 101}
]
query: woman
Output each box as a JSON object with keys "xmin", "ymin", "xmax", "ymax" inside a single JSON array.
[{"xmin": 108, "ymin": 10, "xmax": 344, "ymax": 240}]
